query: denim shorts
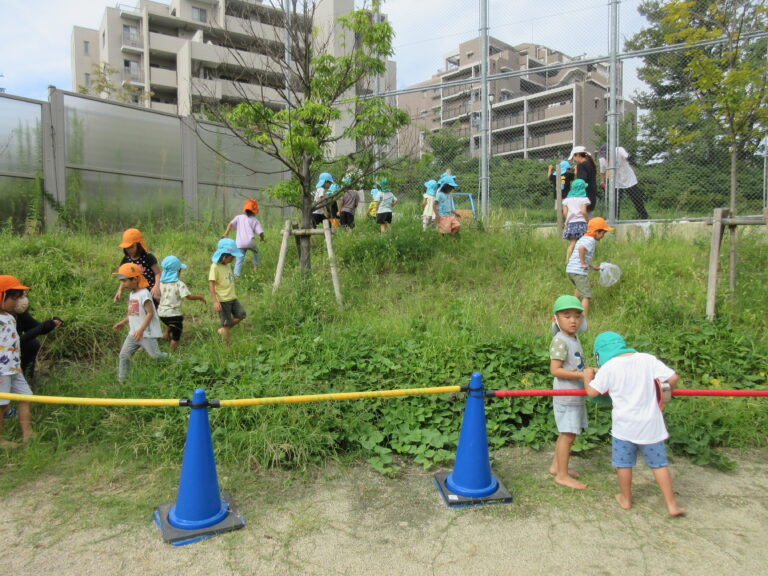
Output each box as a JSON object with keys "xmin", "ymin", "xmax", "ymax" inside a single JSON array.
[{"xmin": 612, "ymin": 437, "xmax": 669, "ymax": 469}]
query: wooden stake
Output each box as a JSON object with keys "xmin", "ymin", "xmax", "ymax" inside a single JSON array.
[
  {"xmin": 706, "ymin": 208, "xmax": 728, "ymax": 321},
  {"xmin": 323, "ymin": 219, "xmax": 343, "ymax": 309},
  {"xmin": 272, "ymin": 220, "xmax": 292, "ymax": 294}
]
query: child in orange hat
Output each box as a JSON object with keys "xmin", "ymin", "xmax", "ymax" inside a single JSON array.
[
  {"xmin": 112, "ymin": 263, "xmax": 167, "ymax": 383},
  {"xmin": 0, "ymin": 275, "xmax": 35, "ymax": 446},
  {"xmin": 114, "ymin": 228, "xmax": 161, "ymax": 303},
  {"xmin": 221, "ymin": 199, "xmax": 265, "ymax": 277},
  {"xmin": 564, "ymin": 217, "xmax": 614, "ymax": 314}
]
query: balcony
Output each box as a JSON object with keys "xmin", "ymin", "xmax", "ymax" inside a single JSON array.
[
  {"xmin": 122, "ymin": 32, "xmax": 144, "ymax": 53},
  {"xmin": 492, "ymin": 138, "xmax": 524, "ymax": 156},
  {"xmin": 224, "ymin": 14, "xmax": 284, "ymax": 42},
  {"xmin": 527, "ymin": 130, "xmax": 573, "ymax": 150},
  {"xmin": 123, "ymin": 67, "xmax": 144, "ymax": 84},
  {"xmin": 148, "ymin": 32, "xmax": 185, "ymax": 55},
  {"xmin": 150, "ymin": 67, "xmax": 177, "ymax": 89},
  {"xmin": 491, "ymin": 113, "xmax": 524, "ymax": 132},
  {"xmin": 191, "ymin": 77, "xmax": 284, "ymax": 106},
  {"xmin": 527, "ymin": 102, "xmax": 573, "ymax": 123}
]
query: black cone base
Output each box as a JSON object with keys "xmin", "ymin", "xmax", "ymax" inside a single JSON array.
[
  {"xmin": 434, "ymin": 471, "xmax": 513, "ymax": 508},
  {"xmin": 154, "ymin": 491, "xmax": 245, "ymax": 546}
]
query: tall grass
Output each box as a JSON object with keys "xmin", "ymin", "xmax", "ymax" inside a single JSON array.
[{"xmin": 0, "ymin": 214, "xmax": 766, "ymax": 478}]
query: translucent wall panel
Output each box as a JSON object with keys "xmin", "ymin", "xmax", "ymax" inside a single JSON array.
[
  {"xmin": 64, "ymin": 95, "xmax": 181, "ymax": 178},
  {"xmin": 0, "ymin": 98, "xmax": 42, "ymax": 175},
  {"xmin": 196, "ymin": 122, "xmax": 284, "ymax": 190},
  {"xmin": 66, "ymin": 168, "xmax": 183, "ymax": 231},
  {"xmin": 0, "ymin": 176, "xmax": 42, "ymax": 232},
  {"xmin": 197, "ymin": 183, "xmax": 292, "ymax": 228}
]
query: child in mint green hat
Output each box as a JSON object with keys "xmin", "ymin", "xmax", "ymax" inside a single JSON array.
[{"xmin": 583, "ymin": 331, "xmax": 685, "ymax": 517}]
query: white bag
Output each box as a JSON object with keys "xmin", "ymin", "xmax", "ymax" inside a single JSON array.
[{"xmin": 599, "ymin": 262, "xmax": 621, "ymax": 287}]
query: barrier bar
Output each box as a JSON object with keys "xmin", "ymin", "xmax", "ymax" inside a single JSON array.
[{"xmin": 489, "ymin": 389, "xmax": 768, "ymax": 398}]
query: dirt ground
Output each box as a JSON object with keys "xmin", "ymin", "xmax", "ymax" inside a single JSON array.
[{"xmin": 2, "ymin": 446, "xmax": 767, "ymax": 576}]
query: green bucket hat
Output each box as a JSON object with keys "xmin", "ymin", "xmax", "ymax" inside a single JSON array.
[
  {"xmin": 593, "ymin": 331, "xmax": 637, "ymax": 367},
  {"xmin": 553, "ymin": 295, "xmax": 584, "ymax": 314}
]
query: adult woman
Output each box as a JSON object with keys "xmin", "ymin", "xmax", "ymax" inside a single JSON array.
[{"xmin": 569, "ymin": 146, "xmax": 598, "ymax": 215}]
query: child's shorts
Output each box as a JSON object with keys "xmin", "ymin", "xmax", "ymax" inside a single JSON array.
[
  {"xmin": 219, "ymin": 299, "xmax": 246, "ymax": 327},
  {"xmin": 563, "ymin": 221, "xmax": 587, "ymax": 240},
  {"xmin": 438, "ymin": 216, "xmax": 461, "ymax": 234},
  {"xmin": 376, "ymin": 212, "xmax": 393, "ymax": 225},
  {"xmin": 567, "ymin": 272, "xmax": 592, "ymax": 298},
  {"xmin": 0, "ymin": 373, "xmax": 33, "ymax": 406},
  {"xmin": 611, "ymin": 437, "xmax": 669, "ymax": 468},
  {"xmin": 160, "ymin": 315, "xmax": 184, "ymax": 341},
  {"xmin": 554, "ymin": 403, "xmax": 588, "ymax": 434}
]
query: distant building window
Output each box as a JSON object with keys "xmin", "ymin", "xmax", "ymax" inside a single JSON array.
[
  {"xmin": 192, "ymin": 7, "xmax": 207, "ymax": 23},
  {"xmin": 84, "ymin": 73, "xmax": 91, "ymax": 88},
  {"xmin": 83, "ymin": 40, "xmax": 90, "ymax": 56},
  {"xmin": 102, "ymin": 31, "xmax": 106, "ymax": 47}
]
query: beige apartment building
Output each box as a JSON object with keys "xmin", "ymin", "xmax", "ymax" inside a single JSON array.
[
  {"xmin": 399, "ymin": 37, "xmax": 635, "ymax": 161},
  {"xmin": 71, "ymin": 0, "xmax": 396, "ymax": 155}
]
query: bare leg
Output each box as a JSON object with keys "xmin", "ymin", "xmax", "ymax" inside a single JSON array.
[
  {"xmin": 552, "ymin": 433, "xmax": 586, "ymax": 489},
  {"xmin": 566, "ymin": 239, "xmax": 576, "ymax": 263},
  {"xmin": 18, "ymin": 402, "xmax": 32, "ymax": 443},
  {"xmin": 169, "ymin": 339, "xmax": 179, "ymax": 352},
  {"xmin": 581, "ymin": 297, "xmax": 590, "ymax": 315},
  {"xmin": 615, "ymin": 467, "xmax": 633, "ymax": 510},
  {"xmin": 217, "ymin": 326, "xmax": 230, "ymax": 343},
  {"xmin": 652, "ymin": 466, "xmax": 686, "ymax": 516}
]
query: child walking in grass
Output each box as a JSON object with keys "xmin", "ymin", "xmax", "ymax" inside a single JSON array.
[
  {"xmin": 561, "ymin": 179, "xmax": 591, "ymax": 263},
  {"xmin": 157, "ymin": 255, "xmax": 206, "ymax": 352},
  {"xmin": 548, "ymin": 295, "xmax": 593, "ymax": 490},
  {"xmin": 209, "ymin": 238, "xmax": 245, "ymax": 343},
  {"xmin": 584, "ymin": 331, "xmax": 685, "ymax": 517},
  {"xmin": 112, "ymin": 263, "xmax": 167, "ymax": 384},
  {"xmin": 222, "ymin": 199, "xmax": 266, "ymax": 277},
  {"xmin": 565, "ymin": 217, "xmax": 614, "ymax": 314},
  {"xmin": 435, "ymin": 174, "xmax": 461, "ymax": 236},
  {"xmin": 0, "ymin": 276, "xmax": 35, "ymax": 447},
  {"xmin": 375, "ymin": 178, "xmax": 398, "ymax": 233},
  {"xmin": 114, "ymin": 228, "xmax": 161, "ymax": 303},
  {"xmin": 421, "ymin": 179, "xmax": 438, "ymax": 231}
]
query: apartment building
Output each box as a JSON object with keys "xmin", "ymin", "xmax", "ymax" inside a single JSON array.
[
  {"xmin": 399, "ymin": 37, "xmax": 636, "ymax": 161},
  {"xmin": 71, "ymin": 0, "xmax": 395, "ymax": 131}
]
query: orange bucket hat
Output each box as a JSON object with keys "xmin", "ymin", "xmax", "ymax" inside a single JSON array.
[
  {"xmin": 0, "ymin": 275, "xmax": 30, "ymax": 297},
  {"xmin": 112, "ymin": 263, "xmax": 149, "ymax": 289},
  {"xmin": 118, "ymin": 228, "xmax": 148, "ymax": 251},
  {"xmin": 243, "ymin": 198, "xmax": 259, "ymax": 214},
  {"xmin": 586, "ymin": 217, "xmax": 615, "ymax": 237}
]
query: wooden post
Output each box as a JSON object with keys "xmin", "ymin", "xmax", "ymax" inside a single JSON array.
[
  {"xmin": 272, "ymin": 220, "xmax": 292, "ymax": 294},
  {"xmin": 322, "ymin": 219, "xmax": 343, "ymax": 309},
  {"xmin": 706, "ymin": 208, "xmax": 728, "ymax": 321}
]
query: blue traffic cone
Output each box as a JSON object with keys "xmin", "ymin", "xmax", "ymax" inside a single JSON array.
[
  {"xmin": 434, "ymin": 373, "xmax": 512, "ymax": 507},
  {"xmin": 154, "ymin": 388, "xmax": 245, "ymax": 545}
]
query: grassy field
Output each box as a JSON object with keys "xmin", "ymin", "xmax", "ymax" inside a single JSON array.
[{"xmin": 1, "ymin": 206, "xmax": 767, "ymax": 490}]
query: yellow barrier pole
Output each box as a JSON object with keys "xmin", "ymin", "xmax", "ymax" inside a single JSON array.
[
  {"xmin": 219, "ymin": 386, "xmax": 463, "ymax": 407},
  {"xmin": 0, "ymin": 393, "xmax": 181, "ymax": 407}
]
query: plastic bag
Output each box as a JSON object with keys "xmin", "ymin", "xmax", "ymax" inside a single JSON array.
[{"xmin": 599, "ymin": 262, "xmax": 621, "ymax": 287}]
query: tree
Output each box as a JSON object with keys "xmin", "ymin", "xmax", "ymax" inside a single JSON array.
[
  {"xmin": 204, "ymin": 0, "xmax": 408, "ymax": 274},
  {"xmin": 77, "ymin": 63, "xmax": 151, "ymax": 105}
]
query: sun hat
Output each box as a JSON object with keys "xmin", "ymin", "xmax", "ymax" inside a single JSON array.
[
  {"xmin": 160, "ymin": 255, "xmax": 187, "ymax": 283},
  {"xmin": 0, "ymin": 275, "xmax": 30, "ymax": 297},
  {"xmin": 558, "ymin": 160, "xmax": 571, "ymax": 174},
  {"xmin": 593, "ymin": 331, "xmax": 637, "ymax": 367},
  {"xmin": 377, "ymin": 178, "xmax": 391, "ymax": 193},
  {"xmin": 211, "ymin": 237, "xmax": 244, "ymax": 264},
  {"xmin": 243, "ymin": 198, "xmax": 259, "ymax": 214},
  {"xmin": 567, "ymin": 179, "xmax": 588, "ymax": 198},
  {"xmin": 552, "ymin": 295, "xmax": 584, "ymax": 314},
  {"xmin": 424, "ymin": 179, "xmax": 438, "ymax": 196},
  {"xmin": 315, "ymin": 172, "xmax": 335, "ymax": 188},
  {"xmin": 113, "ymin": 263, "xmax": 149, "ymax": 289},
  {"xmin": 438, "ymin": 174, "xmax": 458, "ymax": 189},
  {"xmin": 118, "ymin": 228, "xmax": 148, "ymax": 251},
  {"xmin": 568, "ymin": 146, "xmax": 591, "ymax": 160},
  {"xmin": 586, "ymin": 217, "xmax": 615, "ymax": 236}
]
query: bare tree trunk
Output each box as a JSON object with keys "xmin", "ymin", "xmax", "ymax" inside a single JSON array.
[
  {"xmin": 729, "ymin": 147, "xmax": 737, "ymax": 293},
  {"xmin": 299, "ymin": 158, "xmax": 313, "ymax": 278}
]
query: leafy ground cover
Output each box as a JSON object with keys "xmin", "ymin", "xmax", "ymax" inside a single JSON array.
[{"xmin": 1, "ymin": 209, "xmax": 766, "ymax": 486}]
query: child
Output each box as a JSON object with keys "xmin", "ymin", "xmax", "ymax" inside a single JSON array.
[
  {"xmin": 0, "ymin": 276, "xmax": 35, "ymax": 446},
  {"xmin": 313, "ymin": 172, "xmax": 336, "ymax": 227},
  {"xmin": 584, "ymin": 331, "xmax": 685, "ymax": 517},
  {"xmin": 114, "ymin": 228, "xmax": 161, "ymax": 303},
  {"xmin": 222, "ymin": 199, "xmax": 266, "ymax": 277},
  {"xmin": 209, "ymin": 238, "xmax": 246, "ymax": 343},
  {"xmin": 548, "ymin": 160, "xmax": 574, "ymax": 204},
  {"xmin": 375, "ymin": 178, "xmax": 398, "ymax": 233},
  {"xmin": 339, "ymin": 182, "xmax": 361, "ymax": 229},
  {"xmin": 548, "ymin": 295, "xmax": 594, "ymax": 490},
  {"xmin": 565, "ymin": 217, "xmax": 614, "ymax": 314},
  {"xmin": 157, "ymin": 255, "xmax": 206, "ymax": 352},
  {"xmin": 561, "ymin": 179, "xmax": 591, "ymax": 263},
  {"xmin": 421, "ymin": 179, "xmax": 438, "ymax": 231},
  {"xmin": 112, "ymin": 263, "xmax": 168, "ymax": 384},
  {"xmin": 435, "ymin": 174, "xmax": 461, "ymax": 236},
  {"xmin": 367, "ymin": 184, "xmax": 381, "ymax": 219}
]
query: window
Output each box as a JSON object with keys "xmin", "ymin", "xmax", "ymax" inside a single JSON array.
[
  {"xmin": 123, "ymin": 24, "xmax": 139, "ymax": 44},
  {"xmin": 102, "ymin": 31, "xmax": 106, "ymax": 47},
  {"xmin": 83, "ymin": 40, "xmax": 90, "ymax": 56},
  {"xmin": 192, "ymin": 7, "xmax": 207, "ymax": 23},
  {"xmin": 84, "ymin": 73, "xmax": 91, "ymax": 88}
]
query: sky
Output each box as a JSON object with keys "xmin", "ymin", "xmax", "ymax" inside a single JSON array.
[{"xmin": 1, "ymin": 0, "xmax": 650, "ymax": 102}]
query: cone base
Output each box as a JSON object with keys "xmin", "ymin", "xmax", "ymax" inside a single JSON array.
[
  {"xmin": 434, "ymin": 471, "xmax": 513, "ymax": 508},
  {"xmin": 154, "ymin": 491, "xmax": 245, "ymax": 546}
]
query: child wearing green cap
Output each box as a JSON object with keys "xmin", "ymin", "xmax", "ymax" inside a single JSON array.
[
  {"xmin": 583, "ymin": 331, "xmax": 685, "ymax": 517},
  {"xmin": 548, "ymin": 295, "xmax": 595, "ymax": 490}
]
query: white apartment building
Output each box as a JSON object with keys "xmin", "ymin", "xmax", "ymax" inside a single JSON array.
[
  {"xmin": 399, "ymin": 37, "xmax": 636, "ymax": 161},
  {"xmin": 71, "ymin": 0, "xmax": 396, "ymax": 137}
]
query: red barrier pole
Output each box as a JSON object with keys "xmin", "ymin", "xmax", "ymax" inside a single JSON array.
[{"xmin": 489, "ymin": 389, "xmax": 768, "ymax": 398}]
